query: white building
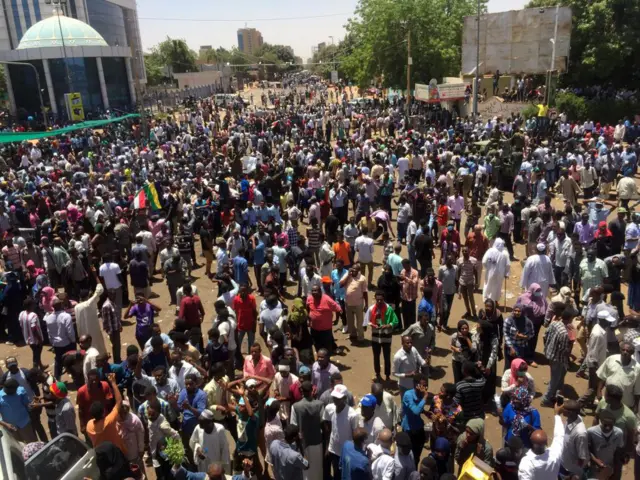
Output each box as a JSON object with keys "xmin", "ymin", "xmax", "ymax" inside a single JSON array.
[{"xmin": 0, "ymin": 0, "xmax": 146, "ymax": 118}]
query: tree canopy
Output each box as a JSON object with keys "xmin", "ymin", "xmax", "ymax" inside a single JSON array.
[
  {"xmin": 527, "ymin": 0, "xmax": 640, "ymax": 87},
  {"xmin": 339, "ymin": 0, "xmax": 485, "ymax": 88},
  {"xmin": 144, "ymin": 37, "xmax": 198, "ymax": 86}
]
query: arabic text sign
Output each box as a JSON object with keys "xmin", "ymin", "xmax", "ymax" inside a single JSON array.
[{"xmin": 414, "ymin": 83, "xmax": 467, "ymax": 103}]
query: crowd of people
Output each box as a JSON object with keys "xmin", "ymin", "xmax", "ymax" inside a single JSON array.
[{"xmin": 0, "ymin": 79, "xmax": 638, "ymax": 480}]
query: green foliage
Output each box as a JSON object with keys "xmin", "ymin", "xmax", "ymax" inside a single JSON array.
[
  {"xmin": 151, "ymin": 37, "xmax": 198, "ymax": 75},
  {"xmin": 553, "ymin": 91, "xmax": 639, "ymax": 124},
  {"xmin": 164, "ymin": 437, "xmax": 185, "ymax": 467},
  {"xmin": 144, "ymin": 54, "xmax": 167, "ymax": 86},
  {"xmin": 522, "ymin": 104, "xmax": 539, "ymax": 120},
  {"xmin": 527, "ymin": 0, "xmax": 640, "ymax": 88},
  {"xmin": 340, "ymin": 0, "xmax": 486, "ymax": 88},
  {"xmin": 199, "ymin": 47, "xmax": 233, "ymax": 65},
  {"xmin": 555, "ymin": 92, "xmax": 588, "ymax": 121}
]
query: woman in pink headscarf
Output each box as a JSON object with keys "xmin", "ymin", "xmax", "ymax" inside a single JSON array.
[
  {"xmin": 517, "ymin": 283, "xmax": 547, "ymax": 367},
  {"xmin": 40, "ymin": 285, "xmax": 56, "ymax": 314},
  {"xmin": 501, "ymin": 357, "xmax": 536, "ymax": 400}
]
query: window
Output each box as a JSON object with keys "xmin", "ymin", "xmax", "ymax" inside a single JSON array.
[
  {"xmin": 25, "ymin": 435, "xmax": 89, "ymax": 480},
  {"xmin": 10, "ymin": 0, "xmax": 22, "ymax": 41},
  {"xmin": 32, "ymin": 0, "xmax": 41, "ymax": 21},
  {"xmin": 102, "ymin": 57, "xmax": 131, "ymax": 109},
  {"xmin": 86, "ymin": 0, "xmax": 127, "ymax": 47},
  {"xmin": 21, "ymin": 0, "xmax": 31, "ymax": 29}
]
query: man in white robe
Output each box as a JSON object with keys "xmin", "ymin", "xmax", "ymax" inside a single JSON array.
[
  {"xmin": 520, "ymin": 243, "xmax": 555, "ymax": 297},
  {"xmin": 74, "ymin": 284, "xmax": 106, "ymax": 354},
  {"xmin": 482, "ymin": 237, "xmax": 510, "ymax": 302},
  {"xmin": 189, "ymin": 409, "xmax": 231, "ymax": 474}
]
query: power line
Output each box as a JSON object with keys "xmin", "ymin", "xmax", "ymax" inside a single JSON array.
[{"xmin": 138, "ymin": 12, "xmax": 352, "ymax": 23}]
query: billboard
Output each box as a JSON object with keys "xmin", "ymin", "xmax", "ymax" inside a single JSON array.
[
  {"xmin": 415, "ymin": 80, "xmax": 467, "ymax": 103},
  {"xmin": 462, "ymin": 7, "xmax": 572, "ymax": 75},
  {"xmin": 64, "ymin": 93, "xmax": 85, "ymax": 122}
]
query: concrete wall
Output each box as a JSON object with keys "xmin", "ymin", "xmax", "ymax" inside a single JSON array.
[
  {"xmin": 462, "ymin": 7, "xmax": 572, "ymax": 75},
  {"xmin": 172, "ymin": 70, "xmax": 231, "ymax": 92}
]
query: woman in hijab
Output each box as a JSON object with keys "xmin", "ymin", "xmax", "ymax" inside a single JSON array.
[
  {"xmin": 500, "ymin": 385, "xmax": 540, "ymax": 449},
  {"xmin": 39, "ymin": 284, "xmax": 56, "ymax": 314},
  {"xmin": 500, "ymin": 358, "xmax": 536, "ymax": 400},
  {"xmin": 517, "ymin": 283, "xmax": 547, "ymax": 367},
  {"xmin": 454, "ymin": 418, "xmax": 494, "ymax": 468},
  {"xmin": 429, "ymin": 437, "xmax": 452, "ymax": 477},
  {"xmin": 472, "ymin": 320, "xmax": 499, "ymax": 403},
  {"xmin": 450, "ymin": 320, "xmax": 475, "ymax": 384},
  {"xmin": 95, "ymin": 441, "xmax": 133, "ymax": 480}
]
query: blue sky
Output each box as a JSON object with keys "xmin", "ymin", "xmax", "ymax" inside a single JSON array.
[{"xmin": 138, "ymin": 0, "xmax": 528, "ymax": 59}]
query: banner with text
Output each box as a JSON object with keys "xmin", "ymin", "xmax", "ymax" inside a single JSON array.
[{"xmin": 415, "ymin": 82, "xmax": 467, "ymax": 103}]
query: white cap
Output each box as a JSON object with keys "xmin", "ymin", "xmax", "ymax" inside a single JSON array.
[
  {"xmin": 597, "ymin": 310, "xmax": 616, "ymax": 323},
  {"xmin": 331, "ymin": 384, "xmax": 348, "ymax": 399}
]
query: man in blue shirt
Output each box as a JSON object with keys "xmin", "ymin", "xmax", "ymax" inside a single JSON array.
[
  {"xmin": 0, "ymin": 379, "xmax": 37, "ymax": 443},
  {"xmin": 339, "ymin": 428, "xmax": 370, "ymax": 480},
  {"xmin": 331, "ymin": 260, "xmax": 348, "ymax": 334},
  {"xmin": 233, "ymin": 249, "xmax": 251, "ymax": 286},
  {"xmin": 178, "ymin": 373, "xmax": 207, "ymax": 456},
  {"xmin": 401, "ymin": 373, "xmax": 428, "ymax": 467}
]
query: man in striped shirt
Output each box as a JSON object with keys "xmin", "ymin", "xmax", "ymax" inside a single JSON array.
[
  {"xmin": 307, "ymin": 218, "xmax": 322, "ymax": 266},
  {"xmin": 454, "ymin": 361, "xmax": 486, "ymax": 421}
]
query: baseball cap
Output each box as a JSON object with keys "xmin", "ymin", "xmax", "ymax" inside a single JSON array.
[
  {"xmin": 360, "ymin": 394, "xmax": 377, "ymax": 408},
  {"xmin": 331, "ymin": 384, "xmax": 348, "ymax": 399},
  {"xmin": 597, "ymin": 310, "xmax": 616, "ymax": 323}
]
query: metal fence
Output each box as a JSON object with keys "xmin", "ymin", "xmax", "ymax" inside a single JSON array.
[{"xmin": 142, "ymin": 83, "xmax": 230, "ymax": 111}]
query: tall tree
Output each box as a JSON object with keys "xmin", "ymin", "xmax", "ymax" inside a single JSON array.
[
  {"xmin": 152, "ymin": 37, "xmax": 198, "ymax": 74},
  {"xmin": 527, "ymin": 0, "xmax": 640, "ymax": 87},
  {"xmin": 341, "ymin": 0, "xmax": 485, "ymax": 88}
]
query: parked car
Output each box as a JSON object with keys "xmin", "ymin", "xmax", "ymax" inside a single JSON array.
[{"xmin": 0, "ymin": 430, "xmax": 100, "ymax": 480}]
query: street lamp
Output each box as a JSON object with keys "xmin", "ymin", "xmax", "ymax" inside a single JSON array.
[
  {"xmin": 0, "ymin": 61, "xmax": 48, "ymax": 128},
  {"xmin": 44, "ymin": 0, "xmax": 73, "ymax": 93},
  {"xmin": 545, "ymin": 5, "xmax": 560, "ymax": 105},
  {"xmin": 472, "ymin": 0, "xmax": 481, "ymax": 119}
]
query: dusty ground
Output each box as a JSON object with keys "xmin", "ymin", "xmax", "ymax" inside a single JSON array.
[{"xmin": 2, "ymin": 92, "xmax": 637, "ymax": 478}]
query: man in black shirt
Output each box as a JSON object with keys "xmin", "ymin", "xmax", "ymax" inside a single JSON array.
[{"xmin": 414, "ymin": 220, "xmax": 434, "ymax": 277}]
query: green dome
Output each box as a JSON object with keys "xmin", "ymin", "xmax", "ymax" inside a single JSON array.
[{"xmin": 17, "ymin": 13, "xmax": 108, "ymax": 49}]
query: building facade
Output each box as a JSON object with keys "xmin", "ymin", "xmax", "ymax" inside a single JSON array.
[
  {"xmin": 0, "ymin": 0, "xmax": 146, "ymax": 118},
  {"xmin": 237, "ymin": 27, "xmax": 263, "ymax": 56}
]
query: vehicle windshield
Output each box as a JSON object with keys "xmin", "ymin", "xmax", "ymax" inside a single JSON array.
[{"xmin": 26, "ymin": 435, "xmax": 88, "ymax": 480}]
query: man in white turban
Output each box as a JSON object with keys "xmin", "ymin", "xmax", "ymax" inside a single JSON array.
[
  {"xmin": 520, "ymin": 243, "xmax": 555, "ymax": 297},
  {"xmin": 482, "ymin": 237, "xmax": 510, "ymax": 302},
  {"xmin": 189, "ymin": 408, "xmax": 231, "ymax": 474}
]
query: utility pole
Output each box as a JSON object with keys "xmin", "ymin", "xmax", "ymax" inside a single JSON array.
[
  {"xmin": 0, "ymin": 61, "xmax": 48, "ymax": 128},
  {"xmin": 406, "ymin": 25, "xmax": 412, "ymax": 119},
  {"xmin": 131, "ymin": 47, "xmax": 148, "ymax": 142},
  {"xmin": 546, "ymin": 4, "xmax": 560, "ymax": 105},
  {"xmin": 472, "ymin": 0, "xmax": 480, "ymax": 119}
]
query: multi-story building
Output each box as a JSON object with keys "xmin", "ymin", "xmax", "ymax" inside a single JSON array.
[
  {"xmin": 0, "ymin": 0, "xmax": 146, "ymax": 118},
  {"xmin": 237, "ymin": 27, "xmax": 263, "ymax": 56}
]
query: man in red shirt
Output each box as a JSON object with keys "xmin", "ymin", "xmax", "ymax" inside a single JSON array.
[
  {"xmin": 306, "ymin": 284, "xmax": 342, "ymax": 354},
  {"xmin": 232, "ymin": 283, "xmax": 257, "ymax": 356},
  {"xmin": 77, "ymin": 369, "xmax": 114, "ymax": 438},
  {"xmin": 178, "ymin": 284, "xmax": 205, "ymax": 328}
]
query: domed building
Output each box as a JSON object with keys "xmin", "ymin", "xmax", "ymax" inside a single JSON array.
[{"xmin": 0, "ymin": 0, "xmax": 145, "ymax": 120}]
